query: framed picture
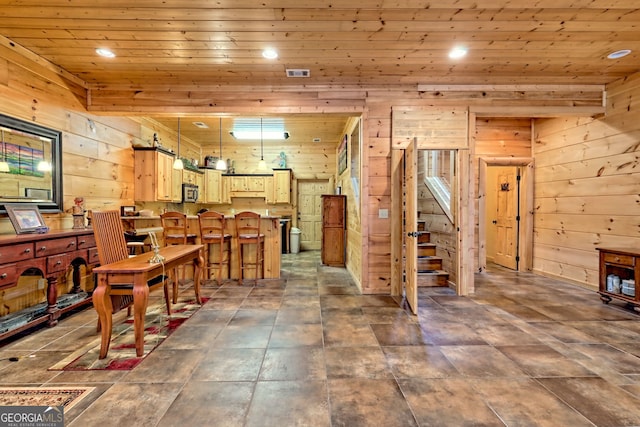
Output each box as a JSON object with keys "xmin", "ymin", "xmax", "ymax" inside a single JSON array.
[
  {"xmin": 120, "ymin": 205, "xmax": 136, "ymax": 216},
  {"xmin": 338, "ymin": 134, "xmax": 348, "ymax": 175},
  {"xmin": 5, "ymin": 203, "xmax": 48, "ymax": 234}
]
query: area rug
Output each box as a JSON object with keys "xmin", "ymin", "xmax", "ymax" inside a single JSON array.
[
  {"xmin": 0, "ymin": 386, "xmax": 94, "ymax": 410},
  {"xmin": 49, "ymin": 298, "xmax": 207, "ymax": 371}
]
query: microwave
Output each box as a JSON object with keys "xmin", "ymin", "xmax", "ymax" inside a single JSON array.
[{"xmin": 182, "ymin": 183, "xmax": 199, "ymax": 203}]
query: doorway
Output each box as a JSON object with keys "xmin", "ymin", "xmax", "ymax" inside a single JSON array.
[
  {"xmin": 296, "ymin": 179, "xmax": 330, "ymax": 250},
  {"xmin": 478, "ymin": 158, "xmax": 534, "ymax": 273},
  {"xmin": 486, "ymin": 166, "xmax": 520, "ymax": 270}
]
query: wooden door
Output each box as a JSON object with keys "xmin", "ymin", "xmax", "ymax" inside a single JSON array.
[
  {"xmin": 297, "ymin": 179, "xmax": 329, "ymax": 250},
  {"xmin": 493, "ymin": 166, "xmax": 519, "ymax": 270},
  {"xmin": 404, "ymin": 139, "xmax": 418, "ymax": 314}
]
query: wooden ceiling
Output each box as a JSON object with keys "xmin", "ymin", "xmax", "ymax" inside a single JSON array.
[{"xmin": 2, "ymin": 1, "xmax": 640, "ymax": 143}]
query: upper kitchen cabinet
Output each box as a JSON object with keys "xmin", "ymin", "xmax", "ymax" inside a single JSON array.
[
  {"xmin": 203, "ymin": 169, "xmax": 229, "ymax": 204},
  {"xmin": 134, "ymin": 147, "xmax": 176, "ymax": 202},
  {"xmin": 268, "ymin": 169, "xmax": 292, "ymax": 204}
]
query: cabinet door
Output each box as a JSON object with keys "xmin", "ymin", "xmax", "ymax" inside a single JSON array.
[
  {"xmin": 247, "ymin": 176, "xmax": 266, "ymax": 192},
  {"xmin": 204, "ymin": 169, "xmax": 222, "ymax": 203},
  {"xmin": 171, "ymin": 167, "xmax": 182, "ymax": 202},
  {"xmin": 195, "ymin": 172, "xmax": 204, "ymax": 202},
  {"xmin": 272, "ymin": 170, "xmax": 291, "ymax": 204},
  {"xmin": 157, "ymin": 151, "xmax": 174, "ymax": 201},
  {"xmin": 322, "ymin": 195, "xmax": 345, "ymax": 228},
  {"xmin": 322, "ymin": 228, "xmax": 345, "ymax": 266}
]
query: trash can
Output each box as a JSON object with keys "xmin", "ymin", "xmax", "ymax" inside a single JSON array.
[{"xmin": 290, "ymin": 227, "xmax": 301, "ymax": 254}]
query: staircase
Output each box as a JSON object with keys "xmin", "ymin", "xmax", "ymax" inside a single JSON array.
[{"xmin": 415, "ymin": 220, "xmax": 449, "ymax": 287}]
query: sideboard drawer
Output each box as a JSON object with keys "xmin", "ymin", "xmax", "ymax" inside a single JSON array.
[
  {"xmin": 0, "ymin": 243, "xmax": 34, "ymax": 264},
  {"xmin": 603, "ymin": 252, "xmax": 634, "ymax": 267},
  {"xmin": 35, "ymin": 237, "xmax": 77, "ymax": 257},
  {"xmin": 77, "ymin": 234, "xmax": 96, "ymax": 249},
  {"xmin": 88, "ymin": 248, "xmax": 100, "ymax": 264},
  {"xmin": 47, "ymin": 253, "xmax": 69, "ymax": 274},
  {"xmin": 0, "ymin": 264, "xmax": 17, "ymax": 289}
]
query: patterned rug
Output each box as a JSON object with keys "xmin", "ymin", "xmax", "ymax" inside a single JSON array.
[
  {"xmin": 0, "ymin": 386, "xmax": 94, "ymax": 410},
  {"xmin": 49, "ymin": 298, "xmax": 206, "ymax": 371}
]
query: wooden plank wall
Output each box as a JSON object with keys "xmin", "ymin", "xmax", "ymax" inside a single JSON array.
[{"xmin": 532, "ymin": 77, "xmax": 640, "ymax": 289}]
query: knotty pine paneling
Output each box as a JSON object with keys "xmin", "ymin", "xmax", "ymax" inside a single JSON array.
[{"xmin": 533, "ymin": 78, "xmax": 640, "ymax": 289}]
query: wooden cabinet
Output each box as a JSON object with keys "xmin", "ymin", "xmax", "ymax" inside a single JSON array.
[
  {"xmin": 134, "ymin": 147, "xmax": 176, "ymax": 201},
  {"xmin": 268, "ymin": 169, "xmax": 291, "ymax": 204},
  {"xmin": 203, "ymin": 169, "xmax": 226, "ymax": 203},
  {"xmin": 321, "ymin": 195, "xmax": 346, "ymax": 266},
  {"xmin": 597, "ymin": 247, "xmax": 639, "ymax": 311},
  {"xmin": 0, "ymin": 230, "xmax": 98, "ymax": 341},
  {"xmin": 225, "ymin": 174, "xmax": 270, "ymax": 198},
  {"xmin": 183, "ymin": 169, "xmax": 205, "ymax": 202}
]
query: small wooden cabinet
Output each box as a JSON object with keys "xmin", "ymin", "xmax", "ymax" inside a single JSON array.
[
  {"xmin": 597, "ymin": 247, "xmax": 639, "ymax": 311},
  {"xmin": 321, "ymin": 195, "xmax": 346, "ymax": 266},
  {"xmin": 134, "ymin": 147, "xmax": 176, "ymax": 202}
]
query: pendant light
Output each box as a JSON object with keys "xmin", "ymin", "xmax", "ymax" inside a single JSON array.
[
  {"xmin": 215, "ymin": 117, "xmax": 227, "ymax": 171},
  {"xmin": 0, "ymin": 130, "xmax": 9, "ymax": 172},
  {"xmin": 173, "ymin": 117, "xmax": 184, "ymax": 170},
  {"xmin": 258, "ymin": 117, "xmax": 267, "ymax": 170}
]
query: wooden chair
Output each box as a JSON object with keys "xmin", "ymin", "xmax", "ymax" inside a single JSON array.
[
  {"xmin": 91, "ymin": 210, "xmax": 171, "ymax": 329},
  {"xmin": 198, "ymin": 211, "xmax": 231, "ymax": 283},
  {"xmin": 234, "ymin": 211, "xmax": 265, "ymax": 284},
  {"xmin": 161, "ymin": 211, "xmax": 197, "ymax": 302}
]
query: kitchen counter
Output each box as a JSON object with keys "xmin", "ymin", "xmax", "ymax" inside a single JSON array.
[{"xmin": 121, "ymin": 214, "xmax": 281, "ymax": 279}]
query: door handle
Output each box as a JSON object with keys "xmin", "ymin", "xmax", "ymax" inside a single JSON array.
[
  {"xmin": 492, "ymin": 220, "xmax": 497, "ymax": 224},
  {"xmin": 407, "ymin": 231, "xmax": 419, "ymax": 237}
]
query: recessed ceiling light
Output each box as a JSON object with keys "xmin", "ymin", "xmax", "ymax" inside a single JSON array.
[
  {"xmin": 449, "ymin": 47, "xmax": 468, "ymax": 60},
  {"xmin": 95, "ymin": 48, "xmax": 115, "ymax": 58},
  {"xmin": 607, "ymin": 49, "xmax": 632, "ymax": 59},
  {"xmin": 262, "ymin": 48, "xmax": 278, "ymax": 59}
]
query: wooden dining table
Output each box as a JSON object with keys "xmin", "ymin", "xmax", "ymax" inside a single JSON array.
[{"xmin": 92, "ymin": 244, "xmax": 204, "ymax": 358}]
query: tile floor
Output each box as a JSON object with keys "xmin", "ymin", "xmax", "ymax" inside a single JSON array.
[{"xmin": 1, "ymin": 250, "xmax": 640, "ymax": 426}]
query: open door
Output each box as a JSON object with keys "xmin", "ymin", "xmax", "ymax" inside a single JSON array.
[{"xmin": 403, "ymin": 138, "xmax": 418, "ymax": 314}]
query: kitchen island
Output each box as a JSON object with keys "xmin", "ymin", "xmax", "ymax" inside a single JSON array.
[{"xmin": 121, "ymin": 214, "xmax": 281, "ymax": 280}]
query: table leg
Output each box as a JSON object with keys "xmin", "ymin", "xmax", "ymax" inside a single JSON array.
[
  {"xmin": 193, "ymin": 249, "xmax": 203, "ymax": 304},
  {"xmin": 132, "ymin": 273, "xmax": 150, "ymax": 357},
  {"xmin": 93, "ymin": 273, "xmax": 114, "ymax": 359}
]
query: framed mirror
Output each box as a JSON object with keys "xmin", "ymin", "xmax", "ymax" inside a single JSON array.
[{"xmin": 0, "ymin": 114, "xmax": 63, "ymax": 213}]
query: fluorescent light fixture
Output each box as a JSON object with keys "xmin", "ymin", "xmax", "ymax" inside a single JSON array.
[
  {"xmin": 262, "ymin": 48, "xmax": 278, "ymax": 59},
  {"xmin": 230, "ymin": 118, "xmax": 289, "ymax": 140},
  {"xmin": 96, "ymin": 48, "xmax": 115, "ymax": 58},
  {"xmin": 449, "ymin": 47, "xmax": 468, "ymax": 59},
  {"xmin": 607, "ymin": 49, "xmax": 631, "ymax": 59}
]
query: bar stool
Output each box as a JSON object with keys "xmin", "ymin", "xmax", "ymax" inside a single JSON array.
[
  {"xmin": 198, "ymin": 210, "xmax": 231, "ymax": 283},
  {"xmin": 234, "ymin": 211, "xmax": 264, "ymax": 284},
  {"xmin": 161, "ymin": 211, "xmax": 197, "ymax": 302}
]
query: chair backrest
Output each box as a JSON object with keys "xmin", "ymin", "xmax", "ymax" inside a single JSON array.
[
  {"xmin": 199, "ymin": 211, "xmax": 227, "ymax": 241},
  {"xmin": 91, "ymin": 210, "xmax": 129, "ymax": 265},
  {"xmin": 161, "ymin": 211, "xmax": 189, "ymax": 244},
  {"xmin": 234, "ymin": 211, "xmax": 261, "ymax": 239}
]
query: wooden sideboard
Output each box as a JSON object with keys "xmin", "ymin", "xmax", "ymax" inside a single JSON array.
[
  {"xmin": 597, "ymin": 247, "xmax": 639, "ymax": 312},
  {"xmin": 0, "ymin": 229, "xmax": 99, "ymax": 341}
]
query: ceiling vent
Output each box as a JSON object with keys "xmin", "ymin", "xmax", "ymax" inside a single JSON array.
[
  {"xmin": 192, "ymin": 121, "xmax": 209, "ymax": 129},
  {"xmin": 286, "ymin": 69, "xmax": 310, "ymax": 78}
]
